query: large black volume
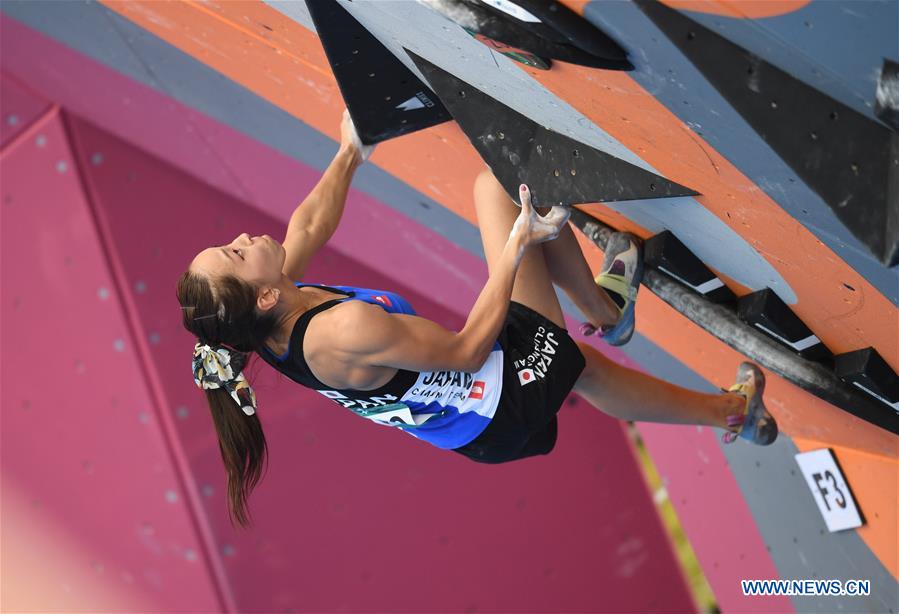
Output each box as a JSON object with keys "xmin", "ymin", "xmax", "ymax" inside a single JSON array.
[
  {"xmin": 634, "ymin": 0, "xmax": 899, "ymax": 267},
  {"xmin": 408, "ymin": 51, "xmax": 697, "ymax": 207},
  {"xmin": 305, "ymin": 0, "xmax": 452, "ymax": 144}
]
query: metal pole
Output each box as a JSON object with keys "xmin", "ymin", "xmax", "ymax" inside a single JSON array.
[{"xmin": 569, "ymin": 208, "xmax": 898, "ymax": 435}]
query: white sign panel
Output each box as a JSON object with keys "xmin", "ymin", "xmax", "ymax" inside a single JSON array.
[{"xmin": 794, "ymin": 449, "xmax": 863, "ymax": 532}]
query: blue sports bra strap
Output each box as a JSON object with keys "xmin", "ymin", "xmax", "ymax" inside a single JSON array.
[{"xmin": 296, "ymin": 282, "xmax": 355, "ymax": 298}]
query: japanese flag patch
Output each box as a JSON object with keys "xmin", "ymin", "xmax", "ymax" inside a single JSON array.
[{"xmin": 517, "ymin": 368, "xmax": 536, "ymax": 386}]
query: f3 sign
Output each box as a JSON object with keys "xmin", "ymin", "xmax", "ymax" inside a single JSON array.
[{"xmin": 794, "ymin": 449, "xmax": 863, "ymax": 533}]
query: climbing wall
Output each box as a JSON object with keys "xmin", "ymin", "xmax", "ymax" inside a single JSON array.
[
  {"xmin": 1, "ymin": 1, "xmax": 896, "ymax": 612},
  {"xmin": 1, "ymin": 8, "xmax": 694, "ymax": 613}
]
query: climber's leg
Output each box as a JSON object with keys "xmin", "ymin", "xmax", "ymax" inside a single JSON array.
[{"xmin": 473, "ymin": 168, "xmax": 566, "ymax": 329}]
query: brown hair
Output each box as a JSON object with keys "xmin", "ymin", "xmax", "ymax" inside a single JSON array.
[{"xmin": 176, "ymin": 270, "xmax": 280, "ymax": 529}]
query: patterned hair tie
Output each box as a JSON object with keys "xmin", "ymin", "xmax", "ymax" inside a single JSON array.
[{"xmin": 192, "ymin": 342, "xmax": 257, "ymax": 416}]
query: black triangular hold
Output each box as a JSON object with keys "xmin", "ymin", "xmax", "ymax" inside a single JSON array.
[
  {"xmin": 737, "ymin": 289, "xmax": 832, "ymax": 362},
  {"xmin": 835, "ymin": 348, "xmax": 899, "ymax": 408},
  {"xmin": 304, "ymin": 0, "xmax": 452, "ymax": 144},
  {"xmin": 423, "ymin": 0, "xmax": 631, "ymax": 70},
  {"xmin": 634, "ymin": 0, "xmax": 899, "ymax": 267},
  {"xmin": 407, "ymin": 50, "xmax": 697, "ymax": 206},
  {"xmin": 645, "ymin": 231, "xmax": 736, "ymax": 303}
]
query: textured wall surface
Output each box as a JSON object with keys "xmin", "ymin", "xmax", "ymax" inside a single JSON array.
[
  {"xmin": 2, "ymin": 1, "xmax": 895, "ymax": 612},
  {"xmin": 1, "ymin": 15, "xmax": 694, "ymax": 613}
]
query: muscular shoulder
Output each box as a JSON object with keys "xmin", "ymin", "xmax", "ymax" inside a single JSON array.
[
  {"xmin": 303, "ymin": 300, "xmax": 399, "ymax": 389},
  {"xmin": 306, "ymin": 299, "xmax": 469, "ymax": 373},
  {"xmin": 306, "ymin": 300, "xmax": 386, "ymax": 354},
  {"xmin": 328, "ymin": 299, "xmax": 381, "ymax": 331}
]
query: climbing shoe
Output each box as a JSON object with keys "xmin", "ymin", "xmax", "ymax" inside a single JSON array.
[
  {"xmin": 580, "ymin": 232, "xmax": 644, "ymax": 346},
  {"xmin": 722, "ymin": 362, "xmax": 778, "ymax": 446}
]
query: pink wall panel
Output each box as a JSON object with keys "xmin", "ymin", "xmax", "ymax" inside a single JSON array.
[
  {"xmin": 0, "ymin": 110, "xmax": 223, "ymax": 612},
  {"xmin": 59, "ymin": 110, "xmax": 695, "ymax": 612},
  {"xmin": 1, "ymin": 14, "xmax": 308, "ymax": 220},
  {"xmin": 637, "ymin": 424, "xmax": 792, "ymax": 612},
  {"xmin": 563, "ymin": 319, "xmax": 788, "ymax": 610},
  {"xmin": 597, "ymin": 328, "xmax": 789, "ymax": 611}
]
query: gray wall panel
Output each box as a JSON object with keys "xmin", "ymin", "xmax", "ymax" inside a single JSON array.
[{"xmin": 583, "ymin": 1, "xmax": 899, "ymax": 305}]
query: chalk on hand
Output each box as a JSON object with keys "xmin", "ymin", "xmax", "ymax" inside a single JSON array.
[{"xmin": 345, "ymin": 109, "xmax": 376, "ymax": 162}]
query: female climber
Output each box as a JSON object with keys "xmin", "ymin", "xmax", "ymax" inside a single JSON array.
[{"xmin": 177, "ymin": 110, "xmax": 777, "ymax": 528}]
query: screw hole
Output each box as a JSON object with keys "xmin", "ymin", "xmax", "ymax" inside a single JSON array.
[
  {"xmin": 687, "ymin": 31, "xmax": 695, "ymax": 40},
  {"xmin": 649, "ymin": 183, "xmax": 656, "ymax": 191},
  {"xmin": 830, "ymin": 111, "xmax": 838, "ymax": 120},
  {"xmin": 770, "ymin": 100, "xmax": 778, "ymax": 109},
  {"xmin": 572, "ymin": 149, "xmax": 579, "ymax": 158},
  {"xmin": 810, "ymin": 131, "xmax": 818, "ymax": 140},
  {"xmin": 459, "ymin": 90, "xmax": 466, "ymax": 98},
  {"xmin": 553, "ymin": 169, "xmax": 561, "ymax": 177},
  {"xmin": 498, "ymin": 132, "xmax": 504, "ymax": 140}
]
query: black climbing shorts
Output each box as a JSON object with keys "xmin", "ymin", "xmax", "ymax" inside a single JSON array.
[{"xmin": 452, "ymin": 301, "xmax": 586, "ymax": 464}]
